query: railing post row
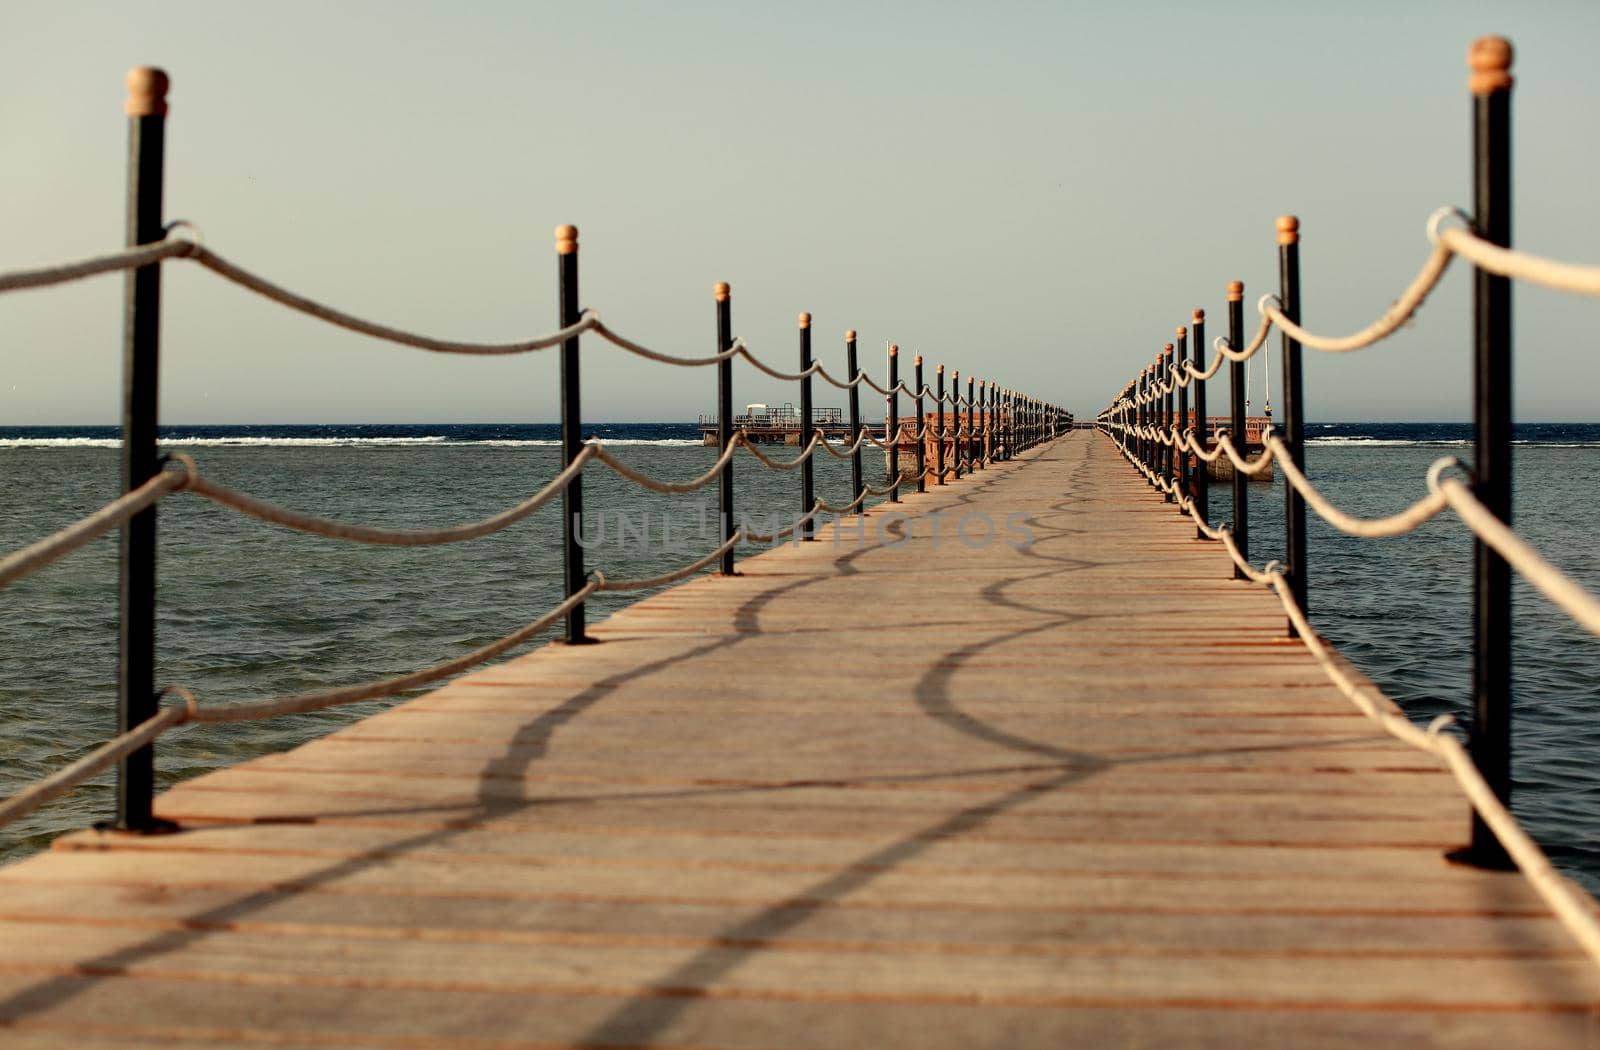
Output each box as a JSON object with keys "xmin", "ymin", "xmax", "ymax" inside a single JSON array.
[
  {"xmin": 556, "ymin": 225, "xmax": 592, "ymax": 645},
  {"xmin": 846, "ymin": 330, "xmax": 863, "ymax": 513},
  {"xmin": 715, "ymin": 283, "xmax": 736, "ymax": 575},
  {"xmin": 913, "ymin": 354, "xmax": 925, "ymax": 492},
  {"xmin": 935, "ymin": 366, "xmax": 946, "ymax": 485},
  {"xmin": 966, "ymin": 375, "xmax": 975, "ymax": 473},
  {"xmin": 1142, "ymin": 369, "xmax": 1152, "ymax": 479},
  {"xmin": 116, "ymin": 66, "xmax": 171, "ymax": 833},
  {"xmin": 798, "ymin": 313, "xmax": 815, "ymax": 540},
  {"xmin": 952, "ymin": 370, "xmax": 962, "ymax": 479},
  {"xmin": 1163, "ymin": 343, "xmax": 1175, "ymax": 503},
  {"xmin": 989, "ymin": 382, "xmax": 998, "ymax": 463},
  {"xmin": 889, "ymin": 346, "xmax": 902, "ymax": 502},
  {"xmin": 1278, "ymin": 216, "xmax": 1308, "ymax": 634},
  {"xmin": 1191, "ymin": 308, "xmax": 1209, "ymax": 538},
  {"xmin": 1175, "ymin": 326, "xmax": 1188, "ymax": 511},
  {"xmin": 1459, "ymin": 35, "xmax": 1516, "ymax": 870},
  {"xmin": 1227, "ymin": 281, "xmax": 1249, "ymax": 578}
]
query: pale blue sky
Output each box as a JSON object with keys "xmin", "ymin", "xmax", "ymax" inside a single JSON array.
[{"xmin": 3, "ymin": 1, "xmax": 1598, "ymax": 423}]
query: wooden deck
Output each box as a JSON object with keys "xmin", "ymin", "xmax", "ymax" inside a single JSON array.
[{"xmin": 1, "ymin": 432, "xmax": 1595, "ymax": 1047}]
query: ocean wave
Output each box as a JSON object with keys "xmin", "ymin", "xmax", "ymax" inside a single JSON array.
[
  {"xmin": 0, "ymin": 438, "xmax": 123, "ymax": 449},
  {"xmin": 1308, "ymin": 436, "xmax": 1600, "ymax": 448},
  {"xmin": 1306, "ymin": 437, "xmax": 1471, "ymax": 447},
  {"xmin": 0, "ymin": 435, "xmax": 707, "ymax": 450}
]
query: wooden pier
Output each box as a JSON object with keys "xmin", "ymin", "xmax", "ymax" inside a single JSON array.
[{"xmin": 1, "ymin": 431, "xmax": 1595, "ymax": 1046}]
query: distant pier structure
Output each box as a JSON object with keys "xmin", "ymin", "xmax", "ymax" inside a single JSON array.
[{"xmin": 698, "ymin": 403, "xmax": 855, "ymax": 445}]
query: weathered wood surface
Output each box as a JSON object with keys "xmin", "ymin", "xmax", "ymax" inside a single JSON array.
[{"xmin": 2, "ymin": 432, "xmax": 1595, "ymax": 1047}]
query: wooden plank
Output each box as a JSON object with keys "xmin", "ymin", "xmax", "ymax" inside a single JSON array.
[
  {"xmin": 2, "ymin": 975, "xmax": 1594, "ymax": 1049},
  {"xmin": 0, "ymin": 918, "xmax": 1596, "ymax": 1008}
]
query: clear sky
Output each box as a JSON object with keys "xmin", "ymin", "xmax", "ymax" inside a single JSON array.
[{"xmin": 3, "ymin": 1, "xmax": 1598, "ymax": 424}]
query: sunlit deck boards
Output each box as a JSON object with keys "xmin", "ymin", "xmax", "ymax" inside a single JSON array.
[{"xmin": 1, "ymin": 431, "xmax": 1595, "ymax": 1047}]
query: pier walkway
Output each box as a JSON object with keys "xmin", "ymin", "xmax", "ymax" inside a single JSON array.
[{"xmin": 1, "ymin": 431, "xmax": 1594, "ymax": 1047}]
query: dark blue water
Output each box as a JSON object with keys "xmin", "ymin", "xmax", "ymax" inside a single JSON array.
[
  {"xmin": 0, "ymin": 421, "xmax": 699, "ymax": 448},
  {"xmin": 3, "ymin": 421, "xmax": 1599, "ymax": 898},
  {"xmin": 1236, "ymin": 421, "xmax": 1600, "ymax": 893}
]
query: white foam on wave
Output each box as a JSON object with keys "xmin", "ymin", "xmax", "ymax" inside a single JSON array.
[
  {"xmin": 459, "ymin": 438, "xmax": 706, "ymax": 448},
  {"xmin": 1306, "ymin": 437, "xmax": 1470, "ymax": 447},
  {"xmin": 588, "ymin": 438, "xmax": 705, "ymax": 447},
  {"xmin": 166, "ymin": 436, "xmax": 451, "ymax": 447},
  {"xmin": 0, "ymin": 437, "xmax": 122, "ymax": 449},
  {"xmin": 1, "ymin": 435, "xmax": 707, "ymax": 450},
  {"xmin": 0, "ymin": 436, "xmax": 451, "ymax": 449}
]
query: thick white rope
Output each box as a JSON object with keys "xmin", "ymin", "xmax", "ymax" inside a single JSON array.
[
  {"xmin": 863, "ymin": 474, "xmax": 904, "ymax": 497},
  {"xmin": 592, "ymin": 437, "xmax": 739, "ymax": 494},
  {"xmin": 741, "ymin": 501, "xmax": 826, "ymax": 543},
  {"xmin": 0, "ymin": 704, "xmax": 188, "ymax": 829},
  {"xmin": 1436, "ymin": 223, "xmax": 1600, "ymax": 296},
  {"xmin": 1267, "ymin": 436, "xmax": 1449, "ymax": 538},
  {"xmin": 1267, "ymin": 575, "xmax": 1600, "ymax": 968},
  {"xmin": 1260, "ymin": 239, "xmax": 1455, "ymax": 352},
  {"xmin": 816, "ymin": 428, "xmax": 872, "ymax": 459},
  {"xmin": 0, "ymin": 239, "xmax": 195, "ymax": 292},
  {"xmin": 190, "ymin": 245, "xmax": 595, "ymax": 355},
  {"xmin": 813, "ymin": 363, "xmax": 871, "ymax": 392},
  {"xmin": 740, "ymin": 434, "xmax": 824, "ymax": 471},
  {"xmin": 735, "ymin": 346, "xmax": 823, "ymax": 383},
  {"xmin": 190, "ymin": 583, "xmax": 597, "ymax": 723},
  {"xmin": 816, "ymin": 489, "xmax": 870, "ymax": 515},
  {"xmin": 0, "ymin": 581, "xmax": 596, "ymax": 829},
  {"xmin": 180, "ymin": 447, "xmax": 594, "ymax": 545},
  {"xmin": 1433, "ymin": 468, "xmax": 1600, "ymax": 637},
  {"xmin": 0, "ymin": 471, "xmax": 185, "ymax": 590},
  {"xmin": 1106, "ymin": 427, "xmax": 1600, "ymax": 968},
  {"xmin": 587, "ymin": 318, "xmax": 746, "ymax": 367},
  {"xmin": 592, "ymin": 533, "xmax": 742, "ymax": 592}
]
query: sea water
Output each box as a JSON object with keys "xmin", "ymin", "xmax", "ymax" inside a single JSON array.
[{"xmin": 2, "ymin": 422, "xmax": 1597, "ymax": 896}]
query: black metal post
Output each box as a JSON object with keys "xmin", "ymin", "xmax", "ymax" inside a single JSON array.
[
  {"xmin": 555, "ymin": 225, "xmax": 592, "ymax": 645},
  {"xmin": 935, "ymin": 366, "xmax": 946, "ymax": 485},
  {"xmin": 914, "ymin": 355, "xmax": 926, "ymax": 491},
  {"xmin": 846, "ymin": 330, "xmax": 863, "ymax": 513},
  {"xmin": 798, "ymin": 313, "xmax": 815, "ymax": 539},
  {"xmin": 966, "ymin": 375, "xmax": 975, "ymax": 473},
  {"xmin": 1228, "ymin": 282, "xmax": 1249, "ymax": 577},
  {"xmin": 115, "ymin": 67, "xmax": 171, "ymax": 833},
  {"xmin": 1139, "ymin": 378, "xmax": 1149, "ymax": 472},
  {"xmin": 979, "ymin": 380, "xmax": 992, "ymax": 464},
  {"xmin": 716, "ymin": 283, "xmax": 736, "ymax": 574},
  {"xmin": 977, "ymin": 381, "xmax": 988, "ymax": 468},
  {"xmin": 1278, "ymin": 216, "xmax": 1308, "ymax": 634},
  {"xmin": 1002, "ymin": 389, "xmax": 1011, "ymax": 460},
  {"xmin": 951, "ymin": 370, "xmax": 962, "ymax": 479},
  {"xmin": 1135, "ymin": 372, "xmax": 1145, "ymax": 474},
  {"xmin": 1012, "ymin": 390, "xmax": 1021, "ymax": 458},
  {"xmin": 888, "ymin": 346, "xmax": 901, "ymax": 502},
  {"xmin": 1192, "ymin": 308, "xmax": 1209, "ymax": 539},
  {"xmin": 1162, "ymin": 344, "xmax": 1175, "ymax": 503},
  {"xmin": 1458, "ymin": 36, "xmax": 1516, "ymax": 869},
  {"xmin": 1175, "ymin": 327, "xmax": 1188, "ymax": 511}
]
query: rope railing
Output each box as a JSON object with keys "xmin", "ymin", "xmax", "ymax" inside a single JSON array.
[
  {"xmin": 0, "ymin": 63, "xmax": 1075, "ymax": 873},
  {"xmin": 0, "ymin": 471, "xmax": 185, "ymax": 589},
  {"xmin": 1119, "ymin": 434, "xmax": 1600, "ymax": 968},
  {"xmin": 592, "ymin": 533, "xmax": 743, "ymax": 592},
  {"xmin": 0, "ymin": 237, "xmax": 195, "ymax": 293},
  {"xmin": 1093, "ymin": 33, "xmax": 1600, "ymax": 971}
]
